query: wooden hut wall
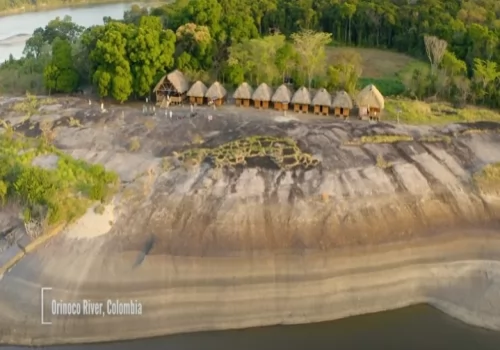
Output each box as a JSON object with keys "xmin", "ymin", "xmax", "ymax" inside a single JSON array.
[
  {"xmin": 294, "ymin": 104, "xmax": 300, "ymax": 112},
  {"xmin": 254, "ymin": 100, "xmax": 262, "ymax": 108},
  {"xmin": 301, "ymin": 104, "xmax": 308, "ymax": 113},
  {"xmin": 274, "ymin": 101, "xmax": 282, "ymax": 110},
  {"xmin": 235, "ymin": 98, "xmax": 242, "ymax": 106},
  {"xmin": 242, "ymin": 99, "xmax": 250, "ymax": 107},
  {"xmin": 321, "ymin": 106, "xmax": 329, "ymax": 115},
  {"xmin": 334, "ymin": 107, "xmax": 349, "ymax": 117},
  {"xmin": 213, "ymin": 97, "xmax": 224, "ymax": 106},
  {"xmin": 313, "ymin": 105, "xmax": 321, "ymax": 114}
]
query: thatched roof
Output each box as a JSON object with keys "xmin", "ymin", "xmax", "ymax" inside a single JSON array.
[
  {"xmin": 205, "ymin": 81, "xmax": 227, "ymax": 99},
  {"xmin": 355, "ymin": 84, "xmax": 384, "ymax": 109},
  {"xmin": 187, "ymin": 80, "xmax": 208, "ymax": 97},
  {"xmin": 332, "ymin": 90, "xmax": 353, "ymax": 109},
  {"xmin": 233, "ymin": 82, "xmax": 253, "ymax": 99},
  {"xmin": 291, "ymin": 86, "xmax": 311, "ymax": 105},
  {"xmin": 311, "ymin": 88, "xmax": 332, "ymax": 106},
  {"xmin": 153, "ymin": 69, "xmax": 189, "ymax": 93},
  {"xmin": 252, "ymin": 83, "xmax": 273, "ymax": 101},
  {"xmin": 271, "ymin": 84, "xmax": 292, "ymax": 103}
]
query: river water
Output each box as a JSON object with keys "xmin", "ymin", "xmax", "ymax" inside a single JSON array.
[
  {"xmin": 1, "ymin": 305, "xmax": 500, "ymax": 349},
  {"xmin": 0, "ymin": 3, "xmax": 134, "ymax": 62},
  {"xmin": 0, "ymin": 3, "xmax": 500, "ymax": 349}
]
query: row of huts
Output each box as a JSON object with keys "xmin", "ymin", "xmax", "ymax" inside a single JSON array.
[{"xmin": 153, "ymin": 70, "xmax": 385, "ymax": 119}]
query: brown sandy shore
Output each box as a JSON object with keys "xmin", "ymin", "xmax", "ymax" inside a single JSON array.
[{"xmin": 0, "ymin": 96, "xmax": 500, "ymax": 345}]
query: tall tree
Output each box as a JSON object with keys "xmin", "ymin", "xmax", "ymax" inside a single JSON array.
[
  {"xmin": 291, "ymin": 30, "xmax": 332, "ymax": 88},
  {"xmin": 127, "ymin": 16, "xmax": 176, "ymax": 98},
  {"xmin": 424, "ymin": 35, "xmax": 448, "ymax": 74},
  {"xmin": 43, "ymin": 37, "xmax": 79, "ymax": 94},
  {"xmin": 90, "ymin": 22, "xmax": 134, "ymax": 102}
]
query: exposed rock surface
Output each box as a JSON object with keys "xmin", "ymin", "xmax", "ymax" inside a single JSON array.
[{"xmin": 0, "ymin": 97, "xmax": 499, "ymax": 345}]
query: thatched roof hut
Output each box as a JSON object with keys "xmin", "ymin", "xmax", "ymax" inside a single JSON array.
[
  {"xmin": 291, "ymin": 86, "xmax": 311, "ymax": 105},
  {"xmin": 332, "ymin": 90, "xmax": 353, "ymax": 109},
  {"xmin": 205, "ymin": 81, "xmax": 227, "ymax": 99},
  {"xmin": 233, "ymin": 82, "xmax": 254, "ymax": 99},
  {"xmin": 153, "ymin": 69, "xmax": 189, "ymax": 94},
  {"xmin": 312, "ymin": 88, "xmax": 332, "ymax": 106},
  {"xmin": 187, "ymin": 80, "xmax": 208, "ymax": 97},
  {"xmin": 271, "ymin": 84, "xmax": 292, "ymax": 103},
  {"xmin": 355, "ymin": 84, "xmax": 384, "ymax": 109},
  {"xmin": 252, "ymin": 83, "xmax": 273, "ymax": 101}
]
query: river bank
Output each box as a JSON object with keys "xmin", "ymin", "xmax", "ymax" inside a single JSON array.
[
  {"xmin": 1, "ymin": 305, "xmax": 500, "ymax": 350},
  {"xmin": 0, "ymin": 96, "xmax": 500, "ymax": 345},
  {"xmin": 1, "ymin": 233, "xmax": 500, "ymax": 345},
  {"xmin": 0, "ymin": 0, "xmax": 158, "ymax": 18}
]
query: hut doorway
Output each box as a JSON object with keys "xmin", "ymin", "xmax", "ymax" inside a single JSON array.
[{"xmin": 369, "ymin": 107, "xmax": 381, "ymax": 121}]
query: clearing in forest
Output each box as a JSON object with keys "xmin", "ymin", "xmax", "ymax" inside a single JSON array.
[{"xmin": 327, "ymin": 47, "xmax": 425, "ymax": 78}]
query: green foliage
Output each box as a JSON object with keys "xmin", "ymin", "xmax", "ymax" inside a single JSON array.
[
  {"xmin": 5, "ymin": 0, "xmax": 500, "ymax": 109},
  {"xmin": 43, "ymin": 37, "xmax": 79, "ymax": 93},
  {"xmin": 358, "ymin": 77, "xmax": 405, "ymax": 96},
  {"xmin": 0, "ymin": 134, "xmax": 119, "ymax": 227},
  {"xmin": 473, "ymin": 162, "xmax": 500, "ymax": 194}
]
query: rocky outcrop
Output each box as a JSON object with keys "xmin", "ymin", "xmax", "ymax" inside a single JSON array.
[{"xmin": 0, "ymin": 98, "xmax": 500, "ymax": 345}]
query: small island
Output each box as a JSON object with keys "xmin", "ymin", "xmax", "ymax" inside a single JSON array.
[{"xmin": 0, "ymin": 0, "xmax": 500, "ymax": 345}]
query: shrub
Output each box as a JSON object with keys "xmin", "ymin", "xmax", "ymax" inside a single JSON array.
[
  {"xmin": 358, "ymin": 77, "xmax": 406, "ymax": 96},
  {"xmin": 0, "ymin": 133, "xmax": 119, "ymax": 229}
]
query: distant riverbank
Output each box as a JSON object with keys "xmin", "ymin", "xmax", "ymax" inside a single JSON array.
[{"xmin": 0, "ymin": 0, "xmax": 159, "ymax": 18}]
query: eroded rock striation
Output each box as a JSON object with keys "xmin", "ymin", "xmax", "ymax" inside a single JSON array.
[{"xmin": 0, "ymin": 98, "xmax": 500, "ymax": 345}]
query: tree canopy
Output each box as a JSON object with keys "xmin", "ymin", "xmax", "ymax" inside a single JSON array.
[{"xmin": 2, "ymin": 0, "xmax": 500, "ymax": 108}]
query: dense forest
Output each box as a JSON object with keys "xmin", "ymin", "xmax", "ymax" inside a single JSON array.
[{"xmin": 2, "ymin": 0, "xmax": 500, "ymax": 108}]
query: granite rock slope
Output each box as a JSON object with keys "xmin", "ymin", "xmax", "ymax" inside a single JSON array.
[{"xmin": 0, "ymin": 98, "xmax": 500, "ymax": 345}]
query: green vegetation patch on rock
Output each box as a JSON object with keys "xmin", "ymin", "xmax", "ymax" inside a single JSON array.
[
  {"xmin": 473, "ymin": 162, "xmax": 500, "ymax": 194},
  {"xmin": 175, "ymin": 136, "xmax": 320, "ymax": 170},
  {"xmin": 345, "ymin": 134, "xmax": 414, "ymax": 145},
  {"xmin": 0, "ymin": 133, "xmax": 119, "ymax": 227}
]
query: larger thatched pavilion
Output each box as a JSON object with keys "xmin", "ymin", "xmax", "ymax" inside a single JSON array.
[
  {"xmin": 291, "ymin": 86, "xmax": 311, "ymax": 113},
  {"xmin": 252, "ymin": 83, "xmax": 273, "ymax": 109},
  {"xmin": 355, "ymin": 84, "xmax": 384, "ymax": 120},
  {"xmin": 187, "ymin": 80, "xmax": 208, "ymax": 105},
  {"xmin": 312, "ymin": 88, "xmax": 332, "ymax": 115},
  {"xmin": 272, "ymin": 84, "xmax": 292, "ymax": 111},
  {"xmin": 332, "ymin": 90, "xmax": 353, "ymax": 118},
  {"xmin": 205, "ymin": 81, "xmax": 227, "ymax": 106},
  {"xmin": 153, "ymin": 70, "xmax": 189, "ymax": 105},
  {"xmin": 233, "ymin": 82, "xmax": 253, "ymax": 107}
]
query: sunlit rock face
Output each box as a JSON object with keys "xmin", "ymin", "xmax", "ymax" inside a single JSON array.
[{"xmin": 1, "ymin": 98, "xmax": 500, "ymax": 345}]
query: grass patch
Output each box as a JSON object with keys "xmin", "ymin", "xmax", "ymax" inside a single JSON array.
[
  {"xmin": 175, "ymin": 135, "xmax": 321, "ymax": 170},
  {"xmin": 326, "ymin": 47, "xmax": 422, "ymax": 78},
  {"xmin": 0, "ymin": 133, "xmax": 119, "ymax": 229},
  {"xmin": 473, "ymin": 162, "xmax": 500, "ymax": 193},
  {"xmin": 345, "ymin": 134, "xmax": 413, "ymax": 145},
  {"xmin": 128, "ymin": 137, "xmax": 141, "ymax": 152},
  {"xmin": 375, "ymin": 154, "xmax": 392, "ymax": 169},
  {"xmin": 384, "ymin": 98, "xmax": 500, "ymax": 125}
]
